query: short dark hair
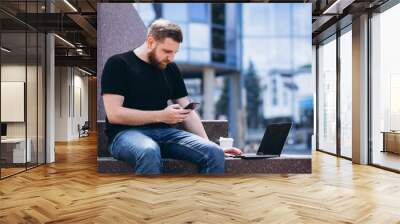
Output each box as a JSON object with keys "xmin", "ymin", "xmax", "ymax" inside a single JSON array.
[{"xmin": 148, "ymin": 19, "xmax": 183, "ymax": 43}]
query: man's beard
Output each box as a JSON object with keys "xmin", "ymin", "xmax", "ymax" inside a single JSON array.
[{"xmin": 148, "ymin": 49, "xmax": 169, "ymax": 70}]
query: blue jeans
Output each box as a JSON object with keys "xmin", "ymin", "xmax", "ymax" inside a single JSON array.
[{"xmin": 108, "ymin": 126, "xmax": 225, "ymax": 175}]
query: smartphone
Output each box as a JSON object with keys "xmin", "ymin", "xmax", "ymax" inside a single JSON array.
[{"xmin": 184, "ymin": 102, "xmax": 200, "ymax": 110}]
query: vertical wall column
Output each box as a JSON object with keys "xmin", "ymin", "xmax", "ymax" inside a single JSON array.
[
  {"xmin": 46, "ymin": 33, "xmax": 55, "ymax": 163},
  {"xmin": 312, "ymin": 45, "xmax": 317, "ymax": 150},
  {"xmin": 203, "ymin": 67, "xmax": 216, "ymax": 120},
  {"xmin": 88, "ymin": 77, "xmax": 97, "ymax": 132},
  {"xmin": 352, "ymin": 14, "xmax": 369, "ymax": 164},
  {"xmin": 228, "ymin": 72, "xmax": 245, "ymax": 148}
]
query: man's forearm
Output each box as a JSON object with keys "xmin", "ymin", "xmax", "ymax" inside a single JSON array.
[
  {"xmin": 182, "ymin": 111, "xmax": 209, "ymax": 140},
  {"xmin": 108, "ymin": 106, "xmax": 162, "ymax": 126}
]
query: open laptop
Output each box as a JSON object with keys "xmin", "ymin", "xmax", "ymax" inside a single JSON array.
[{"xmin": 231, "ymin": 123, "xmax": 292, "ymax": 159}]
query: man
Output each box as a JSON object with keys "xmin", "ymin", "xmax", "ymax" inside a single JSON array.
[{"xmin": 101, "ymin": 19, "xmax": 241, "ymax": 175}]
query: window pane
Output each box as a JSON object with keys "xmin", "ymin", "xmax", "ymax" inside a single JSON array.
[
  {"xmin": 189, "ymin": 3, "xmax": 208, "ymax": 22},
  {"xmin": 211, "ymin": 4, "xmax": 225, "ymax": 25},
  {"xmin": 293, "ymin": 38, "xmax": 312, "ymax": 69},
  {"xmin": 189, "ymin": 49, "xmax": 210, "ymax": 63},
  {"xmin": 162, "ymin": 3, "xmax": 188, "ymax": 22},
  {"xmin": 1, "ymin": 30, "xmax": 28, "ymax": 177},
  {"xmin": 340, "ymin": 29, "xmax": 352, "ymax": 158},
  {"xmin": 177, "ymin": 23, "xmax": 188, "ymax": 48},
  {"xmin": 212, "ymin": 27, "xmax": 225, "ymax": 50},
  {"xmin": 242, "ymin": 4, "xmax": 271, "ymax": 37},
  {"xmin": 212, "ymin": 51, "xmax": 225, "ymax": 63},
  {"xmin": 242, "ymin": 38, "xmax": 268, "ymax": 73},
  {"xmin": 188, "ymin": 23, "xmax": 209, "ymax": 49},
  {"xmin": 371, "ymin": 4, "xmax": 400, "ymax": 171},
  {"xmin": 133, "ymin": 3, "xmax": 156, "ymax": 27},
  {"xmin": 318, "ymin": 38, "xmax": 337, "ymax": 154},
  {"xmin": 292, "ymin": 4, "xmax": 312, "ymax": 37},
  {"xmin": 269, "ymin": 4, "xmax": 291, "ymax": 36},
  {"xmin": 175, "ymin": 48, "xmax": 188, "ymax": 62},
  {"xmin": 267, "ymin": 38, "xmax": 292, "ymax": 71}
]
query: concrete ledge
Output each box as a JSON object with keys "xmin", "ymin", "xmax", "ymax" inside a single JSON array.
[
  {"xmin": 98, "ymin": 157, "xmax": 198, "ymax": 174},
  {"xmin": 97, "ymin": 155, "xmax": 311, "ymax": 174}
]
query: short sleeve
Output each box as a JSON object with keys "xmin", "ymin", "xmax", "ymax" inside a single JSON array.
[
  {"xmin": 101, "ymin": 55, "xmax": 127, "ymax": 96},
  {"xmin": 167, "ymin": 63, "xmax": 188, "ymax": 100}
]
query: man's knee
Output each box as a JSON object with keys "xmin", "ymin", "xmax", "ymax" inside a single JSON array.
[
  {"xmin": 112, "ymin": 131, "xmax": 161, "ymax": 164},
  {"xmin": 136, "ymin": 143, "xmax": 161, "ymax": 162},
  {"xmin": 202, "ymin": 143, "xmax": 225, "ymax": 172},
  {"xmin": 124, "ymin": 137, "xmax": 161, "ymax": 175},
  {"xmin": 206, "ymin": 144, "xmax": 225, "ymax": 162}
]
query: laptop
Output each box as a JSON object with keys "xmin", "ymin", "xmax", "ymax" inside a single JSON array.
[{"xmin": 231, "ymin": 123, "xmax": 292, "ymax": 159}]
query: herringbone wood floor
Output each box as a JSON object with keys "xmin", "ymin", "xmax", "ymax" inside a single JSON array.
[{"xmin": 1, "ymin": 135, "xmax": 400, "ymax": 224}]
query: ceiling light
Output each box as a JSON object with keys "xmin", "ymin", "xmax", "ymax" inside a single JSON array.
[
  {"xmin": 78, "ymin": 67, "xmax": 93, "ymax": 76},
  {"xmin": 323, "ymin": 0, "xmax": 341, "ymax": 14},
  {"xmin": 322, "ymin": 0, "xmax": 354, "ymax": 15},
  {"xmin": 1, "ymin": 47, "xmax": 11, "ymax": 53},
  {"xmin": 63, "ymin": 0, "xmax": 78, "ymax": 12},
  {"xmin": 54, "ymin": 34, "xmax": 75, "ymax": 48}
]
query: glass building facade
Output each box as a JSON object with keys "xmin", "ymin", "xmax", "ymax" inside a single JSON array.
[
  {"xmin": 135, "ymin": 3, "xmax": 241, "ymax": 68},
  {"xmin": 134, "ymin": 3, "xmax": 313, "ymax": 155},
  {"xmin": 241, "ymin": 3, "xmax": 313, "ymax": 154}
]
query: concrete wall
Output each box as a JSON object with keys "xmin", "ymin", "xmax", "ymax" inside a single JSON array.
[{"xmin": 97, "ymin": 3, "xmax": 147, "ymax": 122}]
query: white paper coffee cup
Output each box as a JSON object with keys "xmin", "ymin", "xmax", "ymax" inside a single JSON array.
[{"xmin": 219, "ymin": 137, "xmax": 234, "ymax": 149}]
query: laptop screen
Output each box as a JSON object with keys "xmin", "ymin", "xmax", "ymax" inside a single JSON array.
[{"xmin": 257, "ymin": 123, "xmax": 292, "ymax": 155}]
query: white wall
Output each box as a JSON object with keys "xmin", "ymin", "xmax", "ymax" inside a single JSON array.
[
  {"xmin": 1, "ymin": 64, "xmax": 46, "ymax": 163},
  {"xmin": 1, "ymin": 65, "xmax": 39, "ymax": 138},
  {"xmin": 55, "ymin": 67, "xmax": 89, "ymax": 141}
]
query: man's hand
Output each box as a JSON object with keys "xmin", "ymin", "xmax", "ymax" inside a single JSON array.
[
  {"xmin": 223, "ymin": 147, "xmax": 242, "ymax": 155},
  {"xmin": 160, "ymin": 104, "xmax": 191, "ymax": 124}
]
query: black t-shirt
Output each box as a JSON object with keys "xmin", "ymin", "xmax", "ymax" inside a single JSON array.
[{"xmin": 101, "ymin": 50, "xmax": 188, "ymax": 141}]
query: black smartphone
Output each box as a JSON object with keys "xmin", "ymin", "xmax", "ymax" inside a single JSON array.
[{"xmin": 184, "ymin": 102, "xmax": 200, "ymax": 110}]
